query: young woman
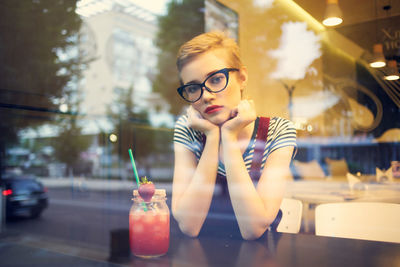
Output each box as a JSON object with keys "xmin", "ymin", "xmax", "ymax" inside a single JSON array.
[{"xmin": 172, "ymin": 31, "xmax": 297, "ymax": 240}]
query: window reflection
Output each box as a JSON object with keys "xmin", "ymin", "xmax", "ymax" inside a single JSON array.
[{"xmin": 0, "ymin": 0, "xmax": 400, "ymax": 264}]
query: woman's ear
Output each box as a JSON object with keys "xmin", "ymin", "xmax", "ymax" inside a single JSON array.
[
  {"xmin": 238, "ymin": 66, "xmax": 248, "ymax": 87},
  {"xmin": 238, "ymin": 67, "xmax": 248, "ymax": 98}
]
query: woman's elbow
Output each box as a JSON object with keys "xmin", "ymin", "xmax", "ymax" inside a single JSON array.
[
  {"xmin": 172, "ymin": 210, "xmax": 201, "ymax": 237},
  {"xmin": 240, "ymin": 219, "xmax": 271, "ymax": 240},
  {"xmin": 241, "ymin": 228, "xmax": 266, "ymax": 241},
  {"xmin": 179, "ymin": 222, "xmax": 201, "ymax": 237}
]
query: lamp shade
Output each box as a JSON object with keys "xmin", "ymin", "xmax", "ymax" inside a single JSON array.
[
  {"xmin": 370, "ymin": 44, "xmax": 386, "ymax": 68},
  {"xmin": 323, "ymin": 0, "xmax": 343, "ymax": 26},
  {"xmin": 384, "ymin": 60, "xmax": 399, "ymax": 81}
]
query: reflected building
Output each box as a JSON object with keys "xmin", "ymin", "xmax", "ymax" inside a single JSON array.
[
  {"xmin": 2, "ymin": 0, "xmax": 400, "ymax": 263},
  {"xmin": 76, "ymin": 0, "xmax": 173, "ymax": 127}
]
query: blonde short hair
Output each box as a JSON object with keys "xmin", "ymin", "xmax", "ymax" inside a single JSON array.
[{"xmin": 176, "ymin": 31, "xmax": 242, "ymax": 72}]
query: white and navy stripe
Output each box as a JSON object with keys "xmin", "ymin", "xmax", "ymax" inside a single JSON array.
[{"xmin": 174, "ymin": 115, "xmax": 297, "ymax": 177}]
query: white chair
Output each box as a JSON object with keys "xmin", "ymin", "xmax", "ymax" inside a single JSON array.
[
  {"xmin": 315, "ymin": 202, "xmax": 400, "ymax": 243},
  {"xmin": 277, "ymin": 198, "xmax": 303, "ymax": 234}
]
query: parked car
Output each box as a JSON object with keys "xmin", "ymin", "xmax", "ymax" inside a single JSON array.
[{"xmin": 1, "ymin": 174, "xmax": 48, "ymax": 218}]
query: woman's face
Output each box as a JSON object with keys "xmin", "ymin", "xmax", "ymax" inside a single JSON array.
[{"xmin": 180, "ymin": 49, "xmax": 247, "ymax": 126}]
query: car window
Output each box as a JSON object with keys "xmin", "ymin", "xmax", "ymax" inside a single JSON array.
[{"xmin": 11, "ymin": 180, "xmax": 43, "ymax": 194}]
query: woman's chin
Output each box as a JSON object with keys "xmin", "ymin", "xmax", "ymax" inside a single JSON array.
[{"xmin": 207, "ymin": 115, "xmax": 230, "ymax": 126}]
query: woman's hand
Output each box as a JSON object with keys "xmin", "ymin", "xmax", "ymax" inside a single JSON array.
[
  {"xmin": 221, "ymin": 99, "xmax": 257, "ymax": 139},
  {"xmin": 187, "ymin": 106, "xmax": 219, "ymax": 136}
]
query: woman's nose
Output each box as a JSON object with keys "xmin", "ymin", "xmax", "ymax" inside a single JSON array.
[{"xmin": 201, "ymin": 87, "xmax": 215, "ymax": 102}]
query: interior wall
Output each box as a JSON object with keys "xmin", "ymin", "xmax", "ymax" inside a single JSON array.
[{"xmin": 216, "ymin": 0, "xmax": 369, "ymax": 137}]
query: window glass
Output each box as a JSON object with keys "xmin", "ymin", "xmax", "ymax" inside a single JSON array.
[
  {"xmin": 1, "ymin": 0, "xmax": 399, "ymax": 264},
  {"xmin": 11, "ymin": 180, "xmax": 43, "ymax": 194}
]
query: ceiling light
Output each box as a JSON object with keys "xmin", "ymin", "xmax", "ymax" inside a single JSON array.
[
  {"xmin": 322, "ymin": 0, "xmax": 343, "ymax": 27},
  {"xmin": 384, "ymin": 60, "xmax": 399, "ymax": 81},
  {"xmin": 369, "ymin": 44, "xmax": 386, "ymax": 68}
]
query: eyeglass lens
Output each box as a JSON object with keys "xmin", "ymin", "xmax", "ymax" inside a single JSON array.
[{"xmin": 181, "ymin": 71, "xmax": 228, "ymax": 102}]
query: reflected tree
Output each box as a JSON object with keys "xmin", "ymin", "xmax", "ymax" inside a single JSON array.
[
  {"xmin": 52, "ymin": 41, "xmax": 94, "ymax": 177},
  {"xmin": 0, "ymin": 0, "xmax": 82, "ymax": 178},
  {"xmin": 52, "ymin": 116, "xmax": 91, "ymax": 176},
  {"xmin": 153, "ymin": 0, "xmax": 205, "ymax": 117},
  {"xmin": 107, "ymin": 86, "xmax": 155, "ymax": 177}
]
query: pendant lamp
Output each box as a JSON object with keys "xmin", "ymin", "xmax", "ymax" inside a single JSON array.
[
  {"xmin": 322, "ymin": 0, "xmax": 343, "ymax": 27},
  {"xmin": 384, "ymin": 60, "xmax": 400, "ymax": 81},
  {"xmin": 369, "ymin": 44, "xmax": 386, "ymax": 68}
]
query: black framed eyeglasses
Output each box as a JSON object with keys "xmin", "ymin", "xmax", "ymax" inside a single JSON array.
[{"xmin": 177, "ymin": 68, "xmax": 239, "ymax": 103}]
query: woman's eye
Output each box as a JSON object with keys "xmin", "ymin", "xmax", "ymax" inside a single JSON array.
[
  {"xmin": 186, "ymin": 85, "xmax": 199, "ymax": 94},
  {"xmin": 209, "ymin": 74, "xmax": 224, "ymax": 84}
]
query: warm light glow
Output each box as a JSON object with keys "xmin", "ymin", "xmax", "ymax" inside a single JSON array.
[
  {"xmin": 384, "ymin": 75, "xmax": 400, "ymax": 81},
  {"xmin": 293, "ymin": 117, "xmax": 308, "ymax": 130},
  {"xmin": 370, "ymin": 61, "xmax": 386, "ymax": 68},
  {"xmin": 384, "ymin": 60, "xmax": 399, "ymax": 80},
  {"xmin": 59, "ymin": 103, "xmax": 69, "ymax": 113},
  {"xmin": 109, "ymin": 133, "xmax": 118, "ymax": 142},
  {"xmin": 322, "ymin": 17, "xmax": 342, "ymax": 26},
  {"xmin": 370, "ymin": 44, "xmax": 386, "ymax": 68},
  {"xmin": 323, "ymin": 0, "xmax": 343, "ymax": 27},
  {"xmin": 253, "ymin": 0, "xmax": 274, "ymax": 9}
]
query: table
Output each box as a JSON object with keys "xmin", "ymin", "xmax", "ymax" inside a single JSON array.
[
  {"xmin": 2, "ymin": 231, "xmax": 400, "ymax": 266},
  {"xmin": 285, "ymin": 180, "xmax": 400, "ymax": 232}
]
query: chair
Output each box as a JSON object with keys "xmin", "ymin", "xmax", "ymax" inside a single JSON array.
[
  {"xmin": 315, "ymin": 202, "xmax": 400, "ymax": 243},
  {"xmin": 277, "ymin": 198, "xmax": 303, "ymax": 234}
]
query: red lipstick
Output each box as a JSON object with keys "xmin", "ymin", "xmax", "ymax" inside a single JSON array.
[{"xmin": 204, "ymin": 105, "xmax": 223, "ymax": 114}]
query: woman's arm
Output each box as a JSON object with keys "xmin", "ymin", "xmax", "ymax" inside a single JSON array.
[
  {"xmin": 221, "ymin": 100, "xmax": 294, "ymax": 240},
  {"xmin": 172, "ymin": 108, "xmax": 220, "ymax": 237},
  {"xmin": 221, "ymin": 139, "xmax": 293, "ymax": 240}
]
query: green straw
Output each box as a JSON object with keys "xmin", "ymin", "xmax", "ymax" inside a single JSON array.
[
  {"xmin": 128, "ymin": 148, "xmax": 147, "ymax": 211},
  {"xmin": 129, "ymin": 148, "xmax": 140, "ymax": 188}
]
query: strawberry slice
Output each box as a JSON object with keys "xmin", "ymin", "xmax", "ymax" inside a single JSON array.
[{"xmin": 138, "ymin": 176, "xmax": 155, "ymax": 202}]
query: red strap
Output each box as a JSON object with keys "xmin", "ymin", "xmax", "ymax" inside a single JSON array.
[
  {"xmin": 249, "ymin": 117, "xmax": 270, "ymax": 180},
  {"xmin": 200, "ymin": 117, "xmax": 270, "ymax": 180}
]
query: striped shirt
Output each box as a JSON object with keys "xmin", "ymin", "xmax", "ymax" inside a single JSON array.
[{"xmin": 174, "ymin": 115, "xmax": 297, "ymax": 177}]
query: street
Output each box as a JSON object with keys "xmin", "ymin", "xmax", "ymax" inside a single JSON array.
[
  {"xmin": 2, "ymin": 181, "xmax": 235, "ymax": 262},
  {"xmin": 4, "ymin": 187, "xmax": 141, "ymax": 256}
]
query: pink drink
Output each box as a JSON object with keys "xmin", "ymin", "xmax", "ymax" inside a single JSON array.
[{"xmin": 129, "ymin": 189, "xmax": 170, "ymax": 258}]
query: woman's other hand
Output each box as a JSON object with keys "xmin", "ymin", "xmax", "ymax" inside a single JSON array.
[
  {"xmin": 187, "ymin": 106, "xmax": 219, "ymax": 136},
  {"xmin": 221, "ymin": 99, "xmax": 257, "ymax": 138}
]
